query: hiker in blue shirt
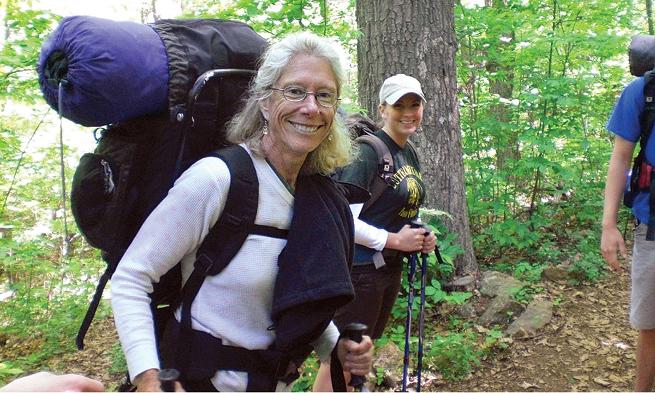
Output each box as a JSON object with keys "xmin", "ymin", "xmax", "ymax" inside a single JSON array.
[{"xmin": 602, "ymin": 75, "xmax": 655, "ymax": 391}]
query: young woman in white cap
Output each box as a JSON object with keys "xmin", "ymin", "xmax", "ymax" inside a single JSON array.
[{"xmin": 313, "ymin": 74, "xmax": 436, "ymax": 390}]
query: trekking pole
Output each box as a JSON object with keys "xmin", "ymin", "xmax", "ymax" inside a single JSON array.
[
  {"xmin": 417, "ymin": 249, "xmax": 428, "ymax": 392},
  {"xmin": 402, "ymin": 252, "xmax": 418, "ymax": 392},
  {"xmin": 158, "ymin": 369, "xmax": 180, "ymax": 392},
  {"xmin": 343, "ymin": 322, "xmax": 369, "ymax": 392}
]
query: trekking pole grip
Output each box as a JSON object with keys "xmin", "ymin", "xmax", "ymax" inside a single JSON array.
[
  {"xmin": 410, "ymin": 219, "xmax": 431, "ymax": 255},
  {"xmin": 158, "ymin": 368, "xmax": 180, "ymax": 392},
  {"xmin": 343, "ymin": 322, "xmax": 368, "ymax": 391}
]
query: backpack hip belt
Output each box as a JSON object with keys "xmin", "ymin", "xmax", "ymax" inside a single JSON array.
[{"xmin": 161, "ymin": 318, "xmax": 307, "ymax": 391}]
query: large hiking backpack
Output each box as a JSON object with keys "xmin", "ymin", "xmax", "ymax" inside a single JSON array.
[
  {"xmin": 37, "ymin": 16, "xmax": 268, "ymax": 349},
  {"xmin": 344, "ymin": 113, "xmax": 418, "ymax": 212},
  {"xmin": 630, "ymin": 35, "xmax": 655, "ymax": 78},
  {"xmin": 623, "ymin": 71, "xmax": 655, "ymax": 240}
]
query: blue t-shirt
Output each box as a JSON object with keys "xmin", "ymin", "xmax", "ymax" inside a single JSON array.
[{"xmin": 607, "ymin": 76, "xmax": 655, "ymax": 223}]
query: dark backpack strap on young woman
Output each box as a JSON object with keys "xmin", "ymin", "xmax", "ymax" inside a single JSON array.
[{"xmin": 356, "ymin": 134, "xmax": 394, "ymax": 213}]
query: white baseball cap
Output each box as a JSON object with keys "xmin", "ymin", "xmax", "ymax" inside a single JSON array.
[{"xmin": 378, "ymin": 74, "xmax": 426, "ymax": 105}]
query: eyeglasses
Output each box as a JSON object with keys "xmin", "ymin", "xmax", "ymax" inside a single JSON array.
[{"xmin": 270, "ymin": 86, "xmax": 340, "ymax": 108}]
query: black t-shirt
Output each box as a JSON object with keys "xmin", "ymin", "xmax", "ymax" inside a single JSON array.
[{"xmin": 337, "ymin": 130, "xmax": 426, "ymax": 265}]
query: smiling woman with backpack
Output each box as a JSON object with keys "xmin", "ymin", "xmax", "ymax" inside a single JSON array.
[
  {"xmin": 110, "ymin": 31, "xmax": 373, "ymax": 392},
  {"xmin": 314, "ymin": 74, "xmax": 437, "ymax": 390}
]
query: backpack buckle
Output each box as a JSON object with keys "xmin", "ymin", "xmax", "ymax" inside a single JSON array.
[{"xmin": 194, "ymin": 253, "xmax": 215, "ymax": 275}]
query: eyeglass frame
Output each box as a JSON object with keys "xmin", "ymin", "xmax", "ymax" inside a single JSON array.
[{"xmin": 270, "ymin": 86, "xmax": 341, "ymax": 108}]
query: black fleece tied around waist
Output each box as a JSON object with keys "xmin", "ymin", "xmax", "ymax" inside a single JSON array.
[{"xmin": 269, "ymin": 174, "xmax": 355, "ymax": 354}]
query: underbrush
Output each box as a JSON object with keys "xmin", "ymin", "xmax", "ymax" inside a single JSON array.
[
  {"xmin": 0, "ymin": 232, "xmax": 107, "ymax": 386},
  {"xmin": 474, "ymin": 188, "xmax": 622, "ymax": 285}
]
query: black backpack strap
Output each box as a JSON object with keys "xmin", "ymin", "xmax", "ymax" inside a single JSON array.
[
  {"xmin": 175, "ymin": 145, "xmax": 289, "ymax": 376},
  {"xmin": 178, "ymin": 144, "xmax": 258, "ymax": 333},
  {"xmin": 76, "ymin": 264, "xmax": 112, "ymax": 349},
  {"xmin": 162, "ymin": 319, "xmax": 296, "ymax": 391},
  {"xmin": 641, "ymin": 71, "xmax": 655, "ymax": 240},
  {"xmin": 356, "ymin": 134, "xmax": 394, "ymax": 213},
  {"xmin": 640, "ymin": 71, "xmax": 655, "ymax": 152}
]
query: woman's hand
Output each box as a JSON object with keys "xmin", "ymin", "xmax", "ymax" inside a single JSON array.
[
  {"xmin": 337, "ymin": 335, "xmax": 374, "ymax": 377},
  {"xmin": 388, "ymin": 224, "xmax": 428, "ymax": 252},
  {"xmin": 421, "ymin": 230, "xmax": 436, "ymax": 254},
  {"xmin": 133, "ymin": 369, "xmax": 184, "ymax": 392},
  {"xmin": 0, "ymin": 371, "xmax": 104, "ymax": 392}
]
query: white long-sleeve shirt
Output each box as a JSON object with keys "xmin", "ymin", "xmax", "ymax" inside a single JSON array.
[
  {"xmin": 350, "ymin": 203, "xmax": 388, "ymax": 251},
  {"xmin": 110, "ymin": 145, "xmax": 339, "ymax": 391}
]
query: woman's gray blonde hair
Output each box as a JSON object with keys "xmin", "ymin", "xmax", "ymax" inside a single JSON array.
[{"xmin": 225, "ymin": 31, "xmax": 354, "ymax": 175}]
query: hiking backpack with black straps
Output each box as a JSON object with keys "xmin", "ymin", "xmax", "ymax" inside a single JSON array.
[
  {"xmin": 39, "ymin": 17, "xmax": 357, "ymax": 391},
  {"xmin": 37, "ymin": 16, "xmax": 269, "ymax": 349},
  {"xmin": 623, "ymin": 70, "xmax": 655, "ymax": 240}
]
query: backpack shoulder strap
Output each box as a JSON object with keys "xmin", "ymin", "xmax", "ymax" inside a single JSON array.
[
  {"xmin": 356, "ymin": 133, "xmax": 394, "ymax": 175},
  {"xmin": 640, "ymin": 70, "xmax": 655, "ymax": 152},
  {"xmin": 178, "ymin": 144, "xmax": 258, "ymax": 331},
  {"xmin": 178, "ymin": 145, "xmax": 288, "ymax": 332},
  {"xmin": 641, "ymin": 71, "xmax": 655, "ymax": 241},
  {"xmin": 406, "ymin": 139, "xmax": 420, "ymax": 166},
  {"xmin": 199, "ymin": 144, "xmax": 260, "ymax": 264},
  {"xmin": 356, "ymin": 133, "xmax": 394, "ymax": 213}
]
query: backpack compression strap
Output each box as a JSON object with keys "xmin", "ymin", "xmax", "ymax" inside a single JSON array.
[
  {"xmin": 356, "ymin": 134, "xmax": 394, "ymax": 213},
  {"xmin": 642, "ymin": 71, "xmax": 655, "ymax": 240}
]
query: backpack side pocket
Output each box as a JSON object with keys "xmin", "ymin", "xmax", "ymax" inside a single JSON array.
[{"xmin": 71, "ymin": 132, "xmax": 140, "ymax": 253}]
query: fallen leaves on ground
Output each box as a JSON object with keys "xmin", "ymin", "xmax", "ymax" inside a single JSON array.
[{"xmin": 441, "ymin": 270, "xmax": 635, "ymax": 391}]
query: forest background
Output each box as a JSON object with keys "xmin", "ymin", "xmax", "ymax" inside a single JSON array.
[{"xmin": 0, "ymin": 0, "xmax": 650, "ymax": 390}]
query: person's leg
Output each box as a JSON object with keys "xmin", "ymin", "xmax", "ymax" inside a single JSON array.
[
  {"xmin": 333, "ymin": 264, "xmax": 386, "ymax": 336},
  {"xmin": 369, "ymin": 266, "xmax": 403, "ymax": 339},
  {"xmin": 636, "ymin": 329, "xmax": 655, "ymax": 391},
  {"xmin": 314, "ymin": 265, "xmax": 383, "ymax": 392},
  {"xmin": 631, "ymin": 224, "xmax": 655, "ymax": 391}
]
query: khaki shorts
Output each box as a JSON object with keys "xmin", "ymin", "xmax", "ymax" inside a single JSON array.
[{"xmin": 631, "ymin": 223, "xmax": 655, "ymax": 329}]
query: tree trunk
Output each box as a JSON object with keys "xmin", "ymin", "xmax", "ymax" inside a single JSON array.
[
  {"xmin": 140, "ymin": 0, "xmax": 160, "ymax": 23},
  {"xmin": 356, "ymin": 0, "xmax": 478, "ymax": 277},
  {"xmin": 647, "ymin": 0, "xmax": 654, "ymax": 35},
  {"xmin": 486, "ymin": 0, "xmax": 517, "ymax": 173}
]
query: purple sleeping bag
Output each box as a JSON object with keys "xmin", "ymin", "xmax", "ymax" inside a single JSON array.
[
  {"xmin": 38, "ymin": 16, "xmax": 268, "ymax": 127},
  {"xmin": 38, "ymin": 16, "xmax": 169, "ymax": 127}
]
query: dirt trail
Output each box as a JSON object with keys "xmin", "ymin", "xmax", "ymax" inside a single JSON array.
[{"xmin": 439, "ymin": 270, "xmax": 635, "ymax": 392}]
